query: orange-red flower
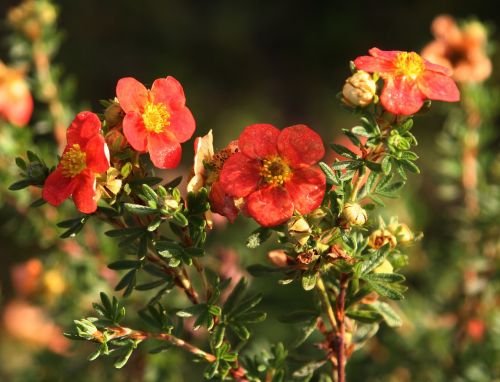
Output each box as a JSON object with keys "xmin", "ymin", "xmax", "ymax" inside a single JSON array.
[
  {"xmin": 116, "ymin": 76, "xmax": 195, "ymax": 169},
  {"xmin": 42, "ymin": 112, "xmax": 110, "ymax": 213},
  {"xmin": 354, "ymin": 48, "xmax": 460, "ymax": 115},
  {"xmin": 0, "ymin": 61, "xmax": 33, "ymax": 126},
  {"xmin": 422, "ymin": 15, "xmax": 492, "ymax": 84},
  {"xmin": 220, "ymin": 124, "xmax": 326, "ymax": 227}
]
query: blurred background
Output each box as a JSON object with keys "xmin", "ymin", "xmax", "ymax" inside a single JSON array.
[{"xmin": 0, "ymin": 1, "xmax": 499, "ymax": 381}]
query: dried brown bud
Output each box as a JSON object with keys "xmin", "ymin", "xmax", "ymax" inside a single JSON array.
[
  {"xmin": 368, "ymin": 229, "xmax": 397, "ymax": 249},
  {"xmin": 342, "ymin": 202, "xmax": 367, "ymax": 226},
  {"xmin": 105, "ymin": 128, "xmax": 127, "ymax": 152},
  {"xmin": 342, "ymin": 71, "xmax": 377, "ymax": 107},
  {"xmin": 296, "ymin": 251, "xmax": 314, "ymax": 265}
]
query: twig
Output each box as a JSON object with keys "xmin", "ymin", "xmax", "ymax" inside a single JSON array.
[{"xmin": 93, "ymin": 325, "xmax": 216, "ymax": 363}]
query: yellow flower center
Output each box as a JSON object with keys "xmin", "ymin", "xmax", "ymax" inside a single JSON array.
[
  {"xmin": 394, "ymin": 52, "xmax": 425, "ymax": 80},
  {"xmin": 142, "ymin": 101, "xmax": 170, "ymax": 133},
  {"xmin": 260, "ymin": 156, "xmax": 292, "ymax": 186},
  {"xmin": 61, "ymin": 144, "xmax": 87, "ymax": 178}
]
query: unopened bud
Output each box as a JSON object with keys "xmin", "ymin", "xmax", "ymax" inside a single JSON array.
[
  {"xmin": 374, "ymin": 259, "xmax": 393, "ymax": 274},
  {"xmin": 287, "ymin": 216, "xmax": 311, "ymax": 246},
  {"xmin": 388, "ymin": 222, "xmax": 414, "ymax": 244},
  {"xmin": 368, "ymin": 229, "xmax": 397, "ymax": 249},
  {"xmin": 342, "ymin": 202, "xmax": 367, "ymax": 226},
  {"xmin": 342, "ymin": 71, "xmax": 377, "ymax": 107},
  {"xmin": 104, "ymin": 102, "xmax": 124, "ymax": 128},
  {"xmin": 267, "ymin": 250, "xmax": 291, "ymax": 267},
  {"xmin": 297, "ymin": 251, "xmax": 314, "ymax": 265},
  {"xmin": 105, "ymin": 128, "xmax": 127, "ymax": 152}
]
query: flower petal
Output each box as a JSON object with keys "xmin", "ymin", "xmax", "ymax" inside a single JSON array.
[
  {"xmin": 151, "ymin": 76, "xmax": 186, "ymax": 111},
  {"xmin": 380, "ymin": 77, "xmax": 425, "ymax": 115},
  {"xmin": 238, "ymin": 124, "xmax": 280, "ymax": 159},
  {"xmin": 123, "ymin": 112, "xmax": 148, "ymax": 151},
  {"xmin": 168, "ymin": 106, "xmax": 196, "ymax": 143},
  {"xmin": 418, "ymin": 71, "xmax": 460, "ymax": 102},
  {"xmin": 116, "ymin": 77, "xmax": 148, "ymax": 113},
  {"xmin": 85, "ymin": 135, "xmax": 110, "ymax": 173},
  {"xmin": 42, "ymin": 167, "xmax": 77, "ymax": 206},
  {"xmin": 277, "ymin": 124, "xmax": 325, "ymax": 167},
  {"xmin": 147, "ymin": 132, "xmax": 182, "ymax": 169},
  {"xmin": 66, "ymin": 112, "xmax": 102, "ymax": 147},
  {"xmin": 368, "ymin": 48, "xmax": 401, "ymax": 60},
  {"xmin": 72, "ymin": 171, "xmax": 97, "ymax": 214},
  {"xmin": 285, "ymin": 166, "xmax": 326, "ymax": 215},
  {"xmin": 424, "ymin": 59, "xmax": 453, "ymax": 76},
  {"xmin": 209, "ymin": 181, "xmax": 239, "ymax": 223},
  {"xmin": 246, "ymin": 186, "xmax": 294, "ymax": 227},
  {"xmin": 219, "ymin": 152, "xmax": 261, "ymax": 198},
  {"xmin": 354, "ymin": 55, "xmax": 395, "ymax": 73}
]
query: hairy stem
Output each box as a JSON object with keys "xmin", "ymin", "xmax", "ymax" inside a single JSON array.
[
  {"xmin": 316, "ymin": 276, "xmax": 337, "ymax": 332},
  {"xmin": 335, "ymin": 274, "xmax": 348, "ymax": 382},
  {"xmin": 94, "ymin": 325, "xmax": 216, "ymax": 362}
]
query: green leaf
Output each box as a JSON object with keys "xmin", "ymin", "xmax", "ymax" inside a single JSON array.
[
  {"xmin": 30, "ymin": 198, "xmax": 47, "ymax": 207},
  {"xmin": 400, "ymin": 159, "xmax": 420, "ymax": 174},
  {"xmin": 363, "ymin": 273, "xmax": 405, "ymax": 283},
  {"xmin": 351, "ymin": 125, "xmax": 371, "ymax": 137},
  {"xmin": 360, "ymin": 249, "xmax": 386, "ymax": 274},
  {"xmin": 292, "ymin": 318, "xmax": 317, "ymax": 348},
  {"xmin": 105, "ymin": 227, "xmax": 144, "ymax": 237},
  {"xmin": 301, "ymin": 270, "xmax": 317, "ymax": 291},
  {"xmin": 229, "ymin": 323, "xmax": 250, "ymax": 340},
  {"xmin": 155, "ymin": 241, "xmax": 184, "ymax": 258},
  {"xmin": 364, "ymin": 161, "xmax": 382, "ymax": 172},
  {"xmin": 211, "ymin": 325, "xmax": 225, "ymax": 349},
  {"xmin": 171, "ymin": 212, "xmax": 188, "ymax": 227},
  {"xmin": 135, "ymin": 279, "xmax": 167, "ymax": 291},
  {"xmin": 293, "ymin": 360, "xmax": 327, "ymax": 378},
  {"xmin": 330, "ymin": 160, "xmax": 363, "ymax": 171},
  {"xmin": 372, "ymin": 301, "xmax": 402, "ymax": 327},
  {"xmin": 330, "ymin": 143, "xmax": 358, "ymax": 159},
  {"xmin": 124, "ymin": 203, "xmax": 157, "ymax": 215},
  {"xmin": 368, "ymin": 281, "xmax": 404, "ymax": 300},
  {"xmin": 319, "ymin": 162, "xmax": 336, "ymax": 186},
  {"xmin": 247, "ymin": 264, "xmax": 282, "ymax": 277},
  {"xmin": 342, "ymin": 129, "xmax": 361, "ymax": 146},
  {"xmin": 235, "ymin": 311, "xmax": 267, "ymax": 323},
  {"xmin": 346, "ymin": 309, "xmax": 382, "ymax": 323},
  {"xmin": 114, "ymin": 343, "xmax": 136, "ymax": 369},
  {"xmin": 381, "ymin": 156, "xmax": 392, "ymax": 175},
  {"xmin": 108, "ymin": 260, "xmax": 141, "ymax": 270},
  {"xmin": 115, "ymin": 269, "xmax": 137, "ymax": 292},
  {"xmin": 176, "ymin": 303, "xmax": 208, "ymax": 318},
  {"xmin": 223, "ymin": 278, "xmax": 247, "ymax": 314}
]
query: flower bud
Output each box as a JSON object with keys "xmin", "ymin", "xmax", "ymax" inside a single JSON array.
[
  {"xmin": 388, "ymin": 222, "xmax": 414, "ymax": 244},
  {"xmin": 342, "ymin": 71, "xmax": 377, "ymax": 107},
  {"xmin": 267, "ymin": 250, "xmax": 291, "ymax": 267},
  {"xmin": 104, "ymin": 102, "xmax": 125, "ymax": 128},
  {"xmin": 374, "ymin": 259, "xmax": 394, "ymax": 274},
  {"xmin": 368, "ymin": 229, "xmax": 397, "ymax": 249},
  {"xmin": 105, "ymin": 128, "xmax": 127, "ymax": 152},
  {"xmin": 342, "ymin": 202, "xmax": 367, "ymax": 226},
  {"xmin": 287, "ymin": 216, "xmax": 311, "ymax": 246}
]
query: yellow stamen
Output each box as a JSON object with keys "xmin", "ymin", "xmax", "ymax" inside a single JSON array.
[
  {"xmin": 260, "ymin": 156, "xmax": 292, "ymax": 186},
  {"xmin": 394, "ymin": 52, "xmax": 425, "ymax": 80},
  {"xmin": 142, "ymin": 101, "xmax": 170, "ymax": 133},
  {"xmin": 61, "ymin": 144, "xmax": 86, "ymax": 178}
]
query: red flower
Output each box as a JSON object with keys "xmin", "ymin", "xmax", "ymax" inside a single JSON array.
[
  {"xmin": 220, "ymin": 124, "xmax": 326, "ymax": 227},
  {"xmin": 0, "ymin": 62, "xmax": 33, "ymax": 126},
  {"xmin": 116, "ymin": 76, "xmax": 195, "ymax": 169},
  {"xmin": 354, "ymin": 48, "xmax": 460, "ymax": 115},
  {"xmin": 42, "ymin": 112, "xmax": 110, "ymax": 213}
]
